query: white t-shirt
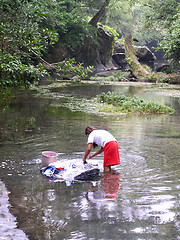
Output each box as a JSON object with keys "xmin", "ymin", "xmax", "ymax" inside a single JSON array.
[{"xmin": 87, "ymin": 130, "xmax": 116, "ymax": 147}]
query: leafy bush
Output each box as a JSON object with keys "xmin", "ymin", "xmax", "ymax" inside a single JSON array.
[
  {"xmin": 44, "ymin": 0, "xmax": 94, "ymax": 50},
  {"xmin": 0, "ymin": 0, "xmax": 58, "ymax": 90},
  {"xmin": 1, "ymin": 59, "xmax": 47, "ymax": 88},
  {"xmin": 157, "ymin": 10, "xmax": 180, "ymax": 65},
  {"xmin": 56, "ymin": 58, "xmax": 94, "ymax": 79}
]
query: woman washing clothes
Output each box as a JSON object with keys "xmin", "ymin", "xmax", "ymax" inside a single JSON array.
[{"xmin": 83, "ymin": 126, "xmax": 120, "ymax": 173}]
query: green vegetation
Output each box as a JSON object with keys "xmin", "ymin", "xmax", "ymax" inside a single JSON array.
[
  {"xmin": 55, "ymin": 58, "xmax": 94, "ymax": 80},
  {"xmin": 1, "ymin": 0, "xmax": 179, "ymax": 109},
  {"xmin": 142, "ymin": 0, "xmax": 180, "ymax": 65},
  {"xmin": 0, "ymin": 0, "xmax": 59, "ymax": 86},
  {"xmin": 99, "ymin": 24, "xmax": 119, "ymax": 41},
  {"xmin": 156, "ymin": 11, "xmax": 180, "ymax": 65},
  {"xmin": 43, "ymin": 0, "xmax": 94, "ymax": 50},
  {"xmin": 96, "ymin": 91, "xmax": 175, "ymax": 114},
  {"xmin": 90, "ymin": 71, "xmax": 129, "ymax": 82},
  {"xmin": 0, "ymin": 0, "xmax": 96, "ymax": 106},
  {"xmin": 0, "ymin": 0, "xmax": 58, "ymax": 106}
]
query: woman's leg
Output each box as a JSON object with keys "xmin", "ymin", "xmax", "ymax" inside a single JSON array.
[{"xmin": 104, "ymin": 165, "xmax": 111, "ymax": 173}]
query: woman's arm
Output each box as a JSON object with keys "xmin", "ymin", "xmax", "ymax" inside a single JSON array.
[
  {"xmin": 89, "ymin": 147, "xmax": 104, "ymax": 159},
  {"xmin": 83, "ymin": 143, "xmax": 93, "ymax": 163}
]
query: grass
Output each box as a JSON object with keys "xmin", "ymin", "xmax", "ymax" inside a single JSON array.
[{"xmin": 96, "ymin": 91, "xmax": 175, "ymax": 114}]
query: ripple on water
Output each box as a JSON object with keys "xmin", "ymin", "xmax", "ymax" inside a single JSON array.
[
  {"xmin": 120, "ymin": 164, "xmax": 179, "ymax": 225},
  {"xmin": 116, "ymin": 147, "xmax": 180, "ymax": 230}
]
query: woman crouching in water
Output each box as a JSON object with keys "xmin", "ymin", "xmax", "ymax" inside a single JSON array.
[{"xmin": 83, "ymin": 126, "xmax": 120, "ymax": 173}]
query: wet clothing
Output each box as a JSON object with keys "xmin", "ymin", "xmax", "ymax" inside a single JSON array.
[
  {"xmin": 87, "ymin": 130, "xmax": 120, "ymax": 167},
  {"xmin": 103, "ymin": 141, "xmax": 120, "ymax": 167}
]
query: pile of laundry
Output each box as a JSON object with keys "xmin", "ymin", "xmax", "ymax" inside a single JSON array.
[{"xmin": 40, "ymin": 160, "xmax": 101, "ymax": 185}]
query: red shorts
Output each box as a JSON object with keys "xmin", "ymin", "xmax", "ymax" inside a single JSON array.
[{"xmin": 104, "ymin": 141, "xmax": 120, "ymax": 167}]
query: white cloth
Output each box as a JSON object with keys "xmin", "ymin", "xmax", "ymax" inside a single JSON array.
[{"xmin": 87, "ymin": 130, "xmax": 116, "ymax": 147}]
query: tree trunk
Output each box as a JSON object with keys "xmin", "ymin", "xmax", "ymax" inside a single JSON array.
[
  {"xmin": 124, "ymin": 34, "xmax": 150, "ymax": 76},
  {"xmin": 89, "ymin": 0, "xmax": 111, "ymax": 26}
]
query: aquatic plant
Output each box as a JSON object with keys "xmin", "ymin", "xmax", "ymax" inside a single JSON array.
[
  {"xmin": 96, "ymin": 91, "xmax": 175, "ymax": 114},
  {"xmin": 90, "ymin": 71, "xmax": 129, "ymax": 82}
]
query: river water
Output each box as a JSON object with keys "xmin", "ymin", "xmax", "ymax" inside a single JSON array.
[{"xmin": 0, "ymin": 81, "xmax": 180, "ymax": 240}]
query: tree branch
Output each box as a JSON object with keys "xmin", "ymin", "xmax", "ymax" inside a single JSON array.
[{"xmin": 89, "ymin": 0, "xmax": 111, "ymax": 26}]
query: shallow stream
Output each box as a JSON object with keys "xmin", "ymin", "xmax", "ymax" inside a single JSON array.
[{"xmin": 0, "ymin": 81, "xmax": 180, "ymax": 240}]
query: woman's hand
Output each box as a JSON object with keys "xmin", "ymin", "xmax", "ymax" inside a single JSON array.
[
  {"xmin": 83, "ymin": 143, "xmax": 93, "ymax": 163},
  {"xmin": 88, "ymin": 154, "xmax": 94, "ymax": 159}
]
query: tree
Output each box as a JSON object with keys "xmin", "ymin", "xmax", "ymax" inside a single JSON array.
[
  {"xmin": 157, "ymin": 5, "xmax": 180, "ymax": 65},
  {"xmin": 42, "ymin": 0, "xmax": 91, "ymax": 50},
  {"xmin": 0, "ymin": 0, "xmax": 58, "ymax": 89},
  {"xmin": 142, "ymin": 0, "xmax": 180, "ymax": 65},
  {"xmin": 89, "ymin": 0, "xmax": 111, "ymax": 26}
]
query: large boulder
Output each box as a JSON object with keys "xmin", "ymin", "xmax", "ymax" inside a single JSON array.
[
  {"xmin": 135, "ymin": 46, "xmax": 156, "ymax": 63},
  {"xmin": 43, "ymin": 42, "xmax": 71, "ymax": 63},
  {"xmin": 75, "ymin": 25, "xmax": 115, "ymax": 72},
  {"xmin": 43, "ymin": 26, "xmax": 116, "ymax": 73},
  {"xmin": 43, "ymin": 29, "xmax": 156, "ymax": 73},
  {"xmin": 97, "ymin": 27, "xmax": 115, "ymax": 69},
  {"xmin": 112, "ymin": 53, "xmax": 127, "ymax": 69},
  {"xmin": 114, "ymin": 41, "xmax": 125, "ymax": 54},
  {"xmin": 112, "ymin": 41, "xmax": 126, "ymax": 69},
  {"xmin": 155, "ymin": 64, "xmax": 173, "ymax": 74}
]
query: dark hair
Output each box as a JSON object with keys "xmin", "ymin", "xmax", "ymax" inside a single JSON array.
[
  {"xmin": 93, "ymin": 142, "xmax": 98, "ymax": 148},
  {"xmin": 85, "ymin": 126, "xmax": 97, "ymax": 135}
]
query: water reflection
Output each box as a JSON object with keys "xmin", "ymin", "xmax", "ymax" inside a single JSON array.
[{"xmin": 86, "ymin": 171, "xmax": 120, "ymax": 201}]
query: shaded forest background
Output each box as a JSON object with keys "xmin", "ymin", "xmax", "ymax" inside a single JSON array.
[{"xmin": 0, "ymin": 0, "xmax": 180, "ymax": 93}]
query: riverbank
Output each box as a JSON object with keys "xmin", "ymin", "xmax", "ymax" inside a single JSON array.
[{"xmin": 95, "ymin": 69, "xmax": 180, "ymax": 84}]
